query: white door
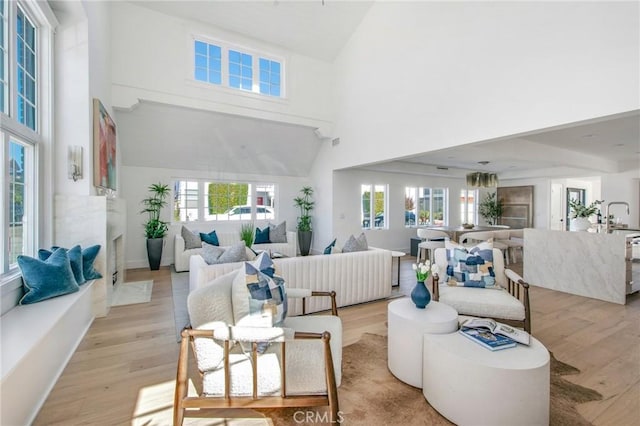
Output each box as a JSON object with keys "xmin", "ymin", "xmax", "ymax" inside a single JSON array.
[{"xmin": 550, "ymin": 183, "xmax": 564, "ymax": 231}]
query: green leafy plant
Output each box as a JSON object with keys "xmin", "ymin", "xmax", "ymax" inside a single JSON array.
[
  {"xmin": 478, "ymin": 192, "xmax": 503, "ymax": 225},
  {"xmin": 569, "ymin": 199, "xmax": 602, "ymax": 218},
  {"xmin": 141, "ymin": 182, "xmax": 170, "ymax": 239},
  {"xmin": 240, "ymin": 222, "xmax": 255, "ymax": 248},
  {"xmin": 293, "ymin": 186, "xmax": 314, "ymax": 232}
]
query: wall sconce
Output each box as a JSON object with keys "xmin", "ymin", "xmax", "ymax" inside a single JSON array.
[{"xmin": 68, "ymin": 145, "xmax": 83, "ymax": 182}]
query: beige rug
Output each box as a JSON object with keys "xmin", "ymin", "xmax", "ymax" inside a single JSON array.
[
  {"xmin": 262, "ymin": 333, "xmax": 602, "ymax": 426},
  {"xmin": 111, "ymin": 280, "xmax": 153, "ymax": 306}
]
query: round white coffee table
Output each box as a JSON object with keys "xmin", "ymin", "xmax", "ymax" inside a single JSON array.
[
  {"xmin": 387, "ymin": 298, "xmax": 458, "ymax": 388},
  {"xmin": 423, "ymin": 332, "xmax": 550, "ymax": 425}
]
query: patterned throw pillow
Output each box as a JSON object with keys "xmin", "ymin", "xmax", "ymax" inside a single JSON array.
[
  {"xmin": 342, "ymin": 232, "xmax": 368, "ymax": 253},
  {"xmin": 18, "ymin": 249, "xmax": 80, "ymax": 305},
  {"xmin": 268, "ymin": 221, "xmax": 287, "ymax": 243},
  {"xmin": 39, "ymin": 245, "xmax": 85, "ymax": 285},
  {"xmin": 445, "ymin": 241, "xmax": 496, "ymax": 288},
  {"xmin": 323, "ymin": 238, "xmax": 337, "ymax": 255},
  {"xmin": 232, "ymin": 252, "xmax": 287, "ymax": 327},
  {"xmin": 181, "ymin": 226, "xmax": 202, "ymax": 250},
  {"xmin": 254, "ymin": 227, "xmax": 270, "ymax": 244},
  {"xmin": 199, "ymin": 230, "xmax": 219, "ymax": 246}
]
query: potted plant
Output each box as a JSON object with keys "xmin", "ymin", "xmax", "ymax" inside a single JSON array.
[
  {"xmin": 478, "ymin": 192, "xmax": 503, "ymax": 225},
  {"xmin": 569, "ymin": 199, "xmax": 601, "ymax": 231},
  {"xmin": 240, "ymin": 222, "xmax": 255, "ymax": 249},
  {"xmin": 140, "ymin": 182, "xmax": 170, "ymax": 270},
  {"xmin": 294, "ymin": 186, "xmax": 314, "ymax": 256}
]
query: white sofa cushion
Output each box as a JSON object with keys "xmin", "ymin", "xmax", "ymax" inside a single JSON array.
[{"xmin": 438, "ymin": 286, "xmax": 525, "ymax": 321}]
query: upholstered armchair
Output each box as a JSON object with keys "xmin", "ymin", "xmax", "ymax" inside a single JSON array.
[
  {"xmin": 432, "ymin": 247, "xmax": 531, "ymax": 332},
  {"xmin": 174, "ymin": 267, "xmax": 342, "ymax": 426}
]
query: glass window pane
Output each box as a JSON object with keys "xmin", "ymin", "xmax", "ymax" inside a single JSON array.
[
  {"xmin": 229, "ymin": 75, "xmax": 240, "ymax": 88},
  {"xmin": 241, "ymin": 53, "xmax": 251, "ymax": 66},
  {"xmin": 229, "ymin": 62, "xmax": 240, "ymax": 76},
  {"xmin": 270, "ymin": 73, "xmax": 280, "ymax": 85},
  {"xmin": 241, "ymin": 78, "xmax": 251, "ymax": 90},
  {"xmin": 26, "ymin": 75, "xmax": 34, "ymax": 101},
  {"xmin": 195, "ymin": 67, "xmax": 206, "ymax": 81},
  {"xmin": 242, "ymin": 66, "xmax": 251, "ymax": 78},
  {"xmin": 271, "ymin": 85, "xmax": 280, "ymax": 97},
  {"xmin": 260, "ymin": 83, "xmax": 269, "ymax": 94},
  {"xmin": 209, "ymin": 58, "xmax": 220, "ymax": 71},
  {"xmin": 260, "ymin": 70, "xmax": 269, "ymax": 82},
  {"xmin": 229, "ymin": 49, "xmax": 240, "ymax": 63},
  {"xmin": 195, "ymin": 41, "xmax": 206, "ymax": 55},
  {"xmin": 361, "ymin": 185, "xmax": 371, "ymax": 229},
  {"xmin": 272, "ymin": 61, "xmax": 280, "ymax": 74},
  {"xmin": 26, "ymin": 104, "xmax": 35, "ymax": 130},
  {"xmin": 208, "ymin": 44, "xmax": 221, "ymax": 59},
  {"xmin": 259, "ymin": 57, "xmax": 269, "ymax": 70},
  {"xmin": 208, "ymin": 70, "xmax": 221, "ymax": 84},
  {"xmin": 195, "ymin": 54, "xmax": 206, "ymax": 68},
  {"xmin": 8, "ymin": 141, "xmax": 27, "ymax": 265}
]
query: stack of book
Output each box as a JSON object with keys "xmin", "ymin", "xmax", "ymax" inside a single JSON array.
[{"xmin": 458, "ymin": 318, "xmax": 530, "ymax": 351}]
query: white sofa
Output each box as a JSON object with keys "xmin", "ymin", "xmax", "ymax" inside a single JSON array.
[
  {"xmin": 189, "ymin": 247, "xmax": 392, "ymax": 315},
  {"xmin": 174, "ymin": 230, "xmax": 297, "ymax": 272}
]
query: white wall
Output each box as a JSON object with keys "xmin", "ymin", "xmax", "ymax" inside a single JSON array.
[
  {"xmin": 121, "ymin": 165, "xmax": 309, "ymax": 269},
  {"xmin": 601, "ymin": 170, "xmax": 640, "ymax": 228},
  {"xmin": 329, "ymin": 1, "xmax": 639, "ymax": 170},
  {"xmin": 110, "ymin": 1, "xmax": 333, "ymax": 130},
  {"xmin": 498, "ymin": 179, "xmax": 552, "ymax": 229},
  {"xmin": 331, "ymin": 169, "xmax": 475, "ymax": 253}
]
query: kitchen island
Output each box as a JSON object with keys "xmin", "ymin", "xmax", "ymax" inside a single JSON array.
[{"xmin": 524, "ymin": 229, "xmax": 636, "ymax": 305}]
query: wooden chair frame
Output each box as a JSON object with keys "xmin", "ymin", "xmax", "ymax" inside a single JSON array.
[
  {"xmin": 432, "ymin": 271, "xmax": 531, "ymax": 333},
  {"xmin": 174, "ymin": 291, "xmax": 340, "ymax": 425}
]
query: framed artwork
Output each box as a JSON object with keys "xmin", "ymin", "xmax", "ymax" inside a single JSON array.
[{"xmin": 93, "ymin": 98, "xmax": 117, "ymax": 190}]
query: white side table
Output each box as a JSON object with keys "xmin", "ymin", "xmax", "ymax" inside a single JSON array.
[
  {"xmin": 387, "ymin": 298, "xmax": 458, "ymax": 388},
  {"xmin": 390, "ymin": 251, "xmax": 405, "ymax": 287},
  {"xmin": 423, "ymin": 332, "xmax": 550, "ymax": 426}
]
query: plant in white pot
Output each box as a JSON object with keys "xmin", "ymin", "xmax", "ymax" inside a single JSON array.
[
  {"xmin": 140, "ymin": 182, "xmax": 170, "ymax": 270},
  {"xmin": 294, "ymin": 186, "xmax": 314, "ymax": 256},
  {"xmin": 568, "ymin": 199, "xmax": 601, "ymax": 232}
]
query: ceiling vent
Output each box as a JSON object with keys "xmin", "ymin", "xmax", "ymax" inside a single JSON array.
[{"xmin": 436, "ymin": 166, "xmax": 449, "ymax": 170}]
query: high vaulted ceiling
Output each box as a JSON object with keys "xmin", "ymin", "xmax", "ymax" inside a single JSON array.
[{"xmin": 130, "ymin": 0, "xmax": 374, "ymax": 62}]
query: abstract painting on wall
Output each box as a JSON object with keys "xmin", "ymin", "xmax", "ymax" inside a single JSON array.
[{"xmin": 93, "ymin": 98, "xmax": 117, "ymax": 190}]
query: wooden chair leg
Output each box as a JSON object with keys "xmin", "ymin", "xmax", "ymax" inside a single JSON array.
[{"xmin": 173, "ymin": 330, "xmax": 190, "ymax": 426}]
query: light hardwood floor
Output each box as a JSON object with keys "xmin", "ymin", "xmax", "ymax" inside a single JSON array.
[{"xmin": 34, "ymin": 257, "xmax": 640, "ymax": 425}]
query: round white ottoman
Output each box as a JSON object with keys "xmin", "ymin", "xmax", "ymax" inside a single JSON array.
[
  {"xmin": 423, "ymin": 332, "xmax": 550, "ymax": 426},
  {"xmin": 388, "ymin": 298, "xmax": 458, "ymax": 388}
]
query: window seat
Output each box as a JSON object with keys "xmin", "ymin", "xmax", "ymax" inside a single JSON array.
[{"xmin": 0, "ymin": 280, "xmax": 95, "ymax": 425}]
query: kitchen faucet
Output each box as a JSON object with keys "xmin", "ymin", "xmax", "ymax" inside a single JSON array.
[{"xmin": 605, "ymin": 201, "xmax": 630, "ymax": 233}]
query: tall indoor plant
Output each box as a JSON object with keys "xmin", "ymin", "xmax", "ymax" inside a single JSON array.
[
  {"xmin": 478, "ymin": 192, "xmax": 503, "ymax": 225},
  {"xmin": 294, "ymin": 186, "xmax": 314, "ymax": 256},
  {"xmin": 141, "ymin": 182, "xmax": 170, "ymax": 270}
]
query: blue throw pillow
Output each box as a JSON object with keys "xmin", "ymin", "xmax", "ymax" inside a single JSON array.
[
  {"xmin": 199, "ymin": 230, "xmax": 220, "ymax": 246},
  {"xmin": 82, "ymin": 245, "xmax": 103, "ymax": 280},
  {"xmin": 324, "ymin": 238, "xmax": 337, "ymax": 255},
  {"xmin": 39, "ymin": 245, "xmax": 86, "ymax": 285},
  {"xmin": 254, "ymin": 227, "xmax": 270, "ymax": 244},
  {"xmin": 18, "ymin": 249, "xmax": 80, "ymax": 304}
]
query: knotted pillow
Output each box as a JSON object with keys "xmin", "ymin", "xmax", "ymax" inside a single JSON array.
[
  {"xmin": 445, "ymin": 240, "xmax": 496, "ymax": 288},
  {"xmin": 342, "ymin": 232, "xmax": 368, "ymax": 253},
  {"xmin": 18, "ymin": 249, "xmax": 80, "ymax": 304}
]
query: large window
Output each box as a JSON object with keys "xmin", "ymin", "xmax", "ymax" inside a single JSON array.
[
  {"xmin": 193, "ymin": 37, "xmax": 283, "ymax": 98},
  {"xmin": 460, "ymin": 189, "xmax": 478, "ymax": 225},
  {"xmin": 361, "ymin": 184, "xmax": 387, "ymax": 229},
  {"xmin": 405, "ymin": 187, "xmax": 448, "ymax": 227},
  {"xmin": 173, "ymin": 180, "xmax": 275, "ymax": 222},
  {"xmin": 1, "ymin": 1, "xmax": 53, "ymax": 275}
]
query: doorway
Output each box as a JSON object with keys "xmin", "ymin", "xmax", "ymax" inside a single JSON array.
[{"xmin": 566, "ymin": 188, "xmax": 585, "ymax": 230}]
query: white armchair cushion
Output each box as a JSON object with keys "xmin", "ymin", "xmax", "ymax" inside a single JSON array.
[{"xmin": 438, "ymin": 286, "xmax": 525, "ymax": 321}]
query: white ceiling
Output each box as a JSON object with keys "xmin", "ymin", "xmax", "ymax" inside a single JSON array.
[
  {"xmin": 118, "ymin": 1, "xmax": 639, "ymax": 180},
  {"xmin": 115, "ymin": 101, "xmax": 322, "ymax": 177},
  {"xmin": 130, "ymin": 0, "xmax": 374, "ymax": 62}
]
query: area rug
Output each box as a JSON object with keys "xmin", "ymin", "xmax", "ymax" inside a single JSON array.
[
  {"xmin": 111, "ymin": 280, "xmax": 153, "ymax": 306},
  {"xmin": 171, "ymin": 267, "xmax": 190, "ymax": 341},
  {"xmin": 263, "ymin": 333, "xmax": 602, "ymax": 426}
]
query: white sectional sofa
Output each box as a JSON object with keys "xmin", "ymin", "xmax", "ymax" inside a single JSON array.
[
  {"xmin": 174, "ymin": 230, "xmax": 297, "ymax": 272},
  {"xmin": 189, "ymin": 247, "xmax": 392, "ymax": 315}
]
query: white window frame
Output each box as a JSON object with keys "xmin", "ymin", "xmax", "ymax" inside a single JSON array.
[
  {"xmin": 361, "ymin": 184, "xmax": 387, "ymax": 230},
  {"xmin": 190, "ymin": 34, "xmax": 287, "ymax": 100},
  {"xmin": 407, "ymin": 186, "xmax": 449, "ymax": 227},
  {"xmin": 1, "ymin": 0, "xmax": 56, "ymax": 284},
  {"xmin": 172, "ymin": 179, "xmax": 277, "ymax": 223},
  {"xmin": 460, "ymin": 188, "xmax": 478, "ymax": 225}
]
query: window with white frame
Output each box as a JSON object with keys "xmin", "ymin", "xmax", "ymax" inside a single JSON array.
[
  {"xmin": 173, "ymin": 180, "xmax": 275, "ymax": 222},
  {"xmin": 193, "ymin": 37, "xmax": 283, "ymax": 98},
  {"xmin": 460, "ymin": 189, "xmax": 478, "ymax": 225},
  {"xmin": 405, "ymin": 186, "xmax": 448, "ymax": 227},
  {"xmin": 361, "ymin": 184, "xmax": 387, "ymax": 229},
  {"xmin": 1, "ymin": 1, "xmax": 53, "ymax": 276},
  {"xmin": 460, "ymin": 188, "xmax": 478, "ymax": 224}
]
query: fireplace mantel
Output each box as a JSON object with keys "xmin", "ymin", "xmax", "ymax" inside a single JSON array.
[{"xmin": 55, "ymin": 195, "xmax": 126, "ymax": 317}]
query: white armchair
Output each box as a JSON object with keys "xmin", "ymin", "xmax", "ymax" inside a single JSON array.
[
  {"xmin": 432, "ymin": 247, "xmax": 531, "ymax": 332},
  {"xmin": 174, "ymin": 269, "xmax": 342, "ymax": 425}
]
